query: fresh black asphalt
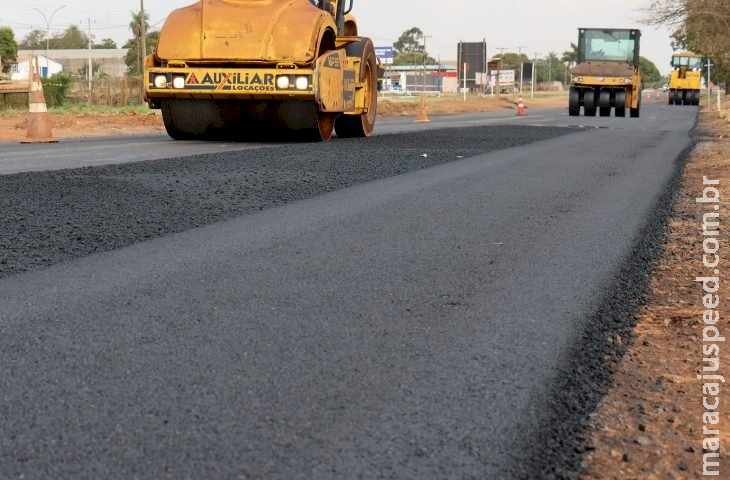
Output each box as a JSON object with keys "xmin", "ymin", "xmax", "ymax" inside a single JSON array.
[
  {"xmin": 0, "ymin": 125, "xmax": 575, "ymax": 278},
  {"xmin": 0, "ymin": 104, "xmax": 697, "ymax": 479}
]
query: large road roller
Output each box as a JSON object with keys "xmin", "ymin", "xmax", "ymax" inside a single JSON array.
[
  {"xmin": 144, "ymin": 0, "xmax": 378, "ymax": 141},
  {"xmin": 668, "ymin": 51, "xmax": 702, "ymax": 106},
  {"xmin": 569, "ymin": 28, "xmax": 642, "ymax": 118}
]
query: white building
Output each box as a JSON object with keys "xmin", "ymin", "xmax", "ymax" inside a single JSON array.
[
  {"xmin": 17, "ymin": 49, "xmax": 129, "ymax": 79},
  {"xmin": 11, "ymin": 55, "xmax": 63, "ymax": 81}
]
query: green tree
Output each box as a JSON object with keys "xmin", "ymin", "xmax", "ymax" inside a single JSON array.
[
  {"xmin": 392, "ymin": 27, "xmax": 435, "ymax": 66},
  {"xmin": 535, "ymin": 52, "xmax": 567, "ymax": 84},
  {"xmin": 18, "ymin": 29, "xmax": 46, "ymax": 50},
  {"xmin": 646, "ymin": 0, "xmax": 730, "ymax": 84},
  {"xmin": 49, "ymin": 25, "xmax": 89, "ymax": 49},
  {"xmin": 94, "ymin": 38, "xmax": 118, "ymax": 49},
  {"xmin": 561, "ymin": 43, "xmax": 579, "ymax": 65},
  {"xmin": 0, "ymin": 27, "xmax": 18, "ymax": 74},
  {"xmin": 639, "ymin": 56, "xmax": 662, "ymax": 85},
  {"xmin": 495, "ymin": 52, "xmax": 530, "ymax": 73},
  {"xmin": 124, "ymin": 31, "xmax": 159, "ymax": 74},
  {"xmin": 393, "ymin": 27, "xmax": 423, "ymax": 55},
  {"xmin": 124, "ymin": 10, "xmax": 158, "ymax": 73},
  {"xmin": 41, "ymin": 72, "xmax": 71, "ymax": 107}
]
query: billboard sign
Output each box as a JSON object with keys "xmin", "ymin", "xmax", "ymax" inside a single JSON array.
[
  {"xmin": 489, "ymin": 70, "xmax": 516, "ymax": 87},
  {"xmin": 458, "ymin": 41, "xmax": 487, "ymax": 89},
  {"xmin": 375, "ymin": 46, "xmax": 394, "ymax": 65}
]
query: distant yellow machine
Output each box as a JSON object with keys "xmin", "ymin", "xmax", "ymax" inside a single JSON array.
[
  {"xmin": 569, "ymin": 28, "xmax": 642, "ymax": 118},
  {"xmin": 144, "ymin": 0, "xmax": 378, "ymax": 141},
  {"xmin": 668, "ymin": 52, "xmax": 702, "ymax": 106}
]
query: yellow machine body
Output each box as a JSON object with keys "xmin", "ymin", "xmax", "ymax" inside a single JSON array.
[
  {"xmin": 568, "ymin": 28, "xmax": 642, "ymax": 118},
  {"xmin": 668, "ymin": 52, "xmax": 702, "ymax": 106},
  {"xmin": 145, "ymin": 0, "xmax": 378, "ymax": 141}
]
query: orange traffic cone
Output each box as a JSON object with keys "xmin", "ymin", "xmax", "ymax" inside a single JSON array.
[
  {"xmin": 517, "ymin": 97, "xmax": 526, "ymax": 116},
  {"xmin": 21, "ymin": 58, "xmax": 57, "ymax": 144},
  {"xmin": 415, "ymin": 95, "xmax": 429, "ymax": 123}
]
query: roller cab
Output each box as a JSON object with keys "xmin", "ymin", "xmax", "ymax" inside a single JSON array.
[
  {"xmin": 568, "ymin": 28, "xmax": 642, "ymax": 118},
  {"xmin": 668, "ymin": 52, "xmax": 703, "ymax": 106}
]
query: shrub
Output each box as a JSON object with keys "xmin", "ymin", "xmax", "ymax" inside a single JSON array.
[{"xmin": 42, "ymin": 73, "xmax": 72, "ymax": 107}]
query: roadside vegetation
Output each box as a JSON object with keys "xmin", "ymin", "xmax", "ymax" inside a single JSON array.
[{"xmin": 646, "ymin": 0, "xmax": 729, "ymax": 88}]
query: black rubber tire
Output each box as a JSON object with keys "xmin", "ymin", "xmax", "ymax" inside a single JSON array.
[
  {"xmin": 693, "ymin": 90, "xmax": 701, "ymax": 106},
  {"xmin": 568, "ymin": 87, "xmax": 580, "ymax": 116},
  {"xmin": 615, "ymin": 90, "xmax": 627, "ymax": 117},
  {"xmin": 668, "ymin": 89, "xmax": 674, "ymax": 105},
  {"xmin": 335, "ymin": 38, "xmax": 377, "ymax": 138},
  {"xmin": 161, "ymin": 100, "xmax": 210, "ymax": 140},
  {"xmin": 599, "ymin": 90, "xmax": 611, "ymax": 117},
  {"xmin": 683, "ymin": 90, "xmax": 691, "ymax": 106},
  {"xmin": 583, "ymin": 90, "xmax": 596, "ymax": 116}
]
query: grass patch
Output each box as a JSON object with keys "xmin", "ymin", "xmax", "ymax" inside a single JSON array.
[{"xmin": 48, "ymin": 103, "xmax": 153, "ymax": 115}]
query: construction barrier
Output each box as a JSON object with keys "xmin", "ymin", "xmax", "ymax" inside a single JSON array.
[
  {"xmin": 21, "ymin": 57, "xmax": 56, "ymax": 144},
  {"xmin": 415, "ymin": 95, "xmax": 429, "ymax": 123},
  {"xmin": 517, "ymin": 97, "xmax": 526, "ymax": 116}
]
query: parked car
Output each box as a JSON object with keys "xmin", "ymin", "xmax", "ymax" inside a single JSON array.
[{"xmin": 390, "ymin": 84, "xmax": 411, "ymax": 96}]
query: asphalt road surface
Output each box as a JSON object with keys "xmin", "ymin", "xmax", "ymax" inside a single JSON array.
[{"xmin": 0, "ymin": 102, "xmax": 696, "ymax": 479}]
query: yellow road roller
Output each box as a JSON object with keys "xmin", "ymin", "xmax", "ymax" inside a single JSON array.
[
  {"xmin": 668, "ymin": 52, "xmax": 703, "ymax": 106},
  {"xmin": 569, "ymin": 28, "xmax": 642, "ymax": 118},
  {"xmin": 144, "ymin": 0, "xmax": 378, "ymax": 141}
]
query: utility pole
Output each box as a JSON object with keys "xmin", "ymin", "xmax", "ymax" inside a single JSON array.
[
  {"xmin": 139, "ymin": 0, "xmax": 147, "ymax": 101},
  {"xmin": 421, "ymin": 32, "xmax": 431, "ymax": 94},
  {"xmin": 87, "ymin": 18, "xmax": 93, "ymax": 103},
  {"xmin": 136, "ymin": 1, "xmax": 148, "ymax": 76},
  {"xmin": 495, "ymin": 47, "xmax": 507, "ymax": 98},
  {"xmin": 533, "ymin": 52, "xmax": 541, "ymax": 98},
  {"xmin": 706, "ymin": 59, "xmax": 712, "ymax": 108},
  {"xmin": 517, "ymin": 46, "xmax": 527, "ymax": 94}
]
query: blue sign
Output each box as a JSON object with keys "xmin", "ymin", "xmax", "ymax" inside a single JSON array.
[{"xmin": 375, "ymin": 46, "xmax": 394, "ymax": 65}]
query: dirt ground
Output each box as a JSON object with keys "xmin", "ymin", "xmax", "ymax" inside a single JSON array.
[
  {"xmin": 581, "ymin": 110, "xmax": 730, "ymax": 479},
  {"xmin": 0, "ymin": 93, "xmax": 567, "ymax": 142}
]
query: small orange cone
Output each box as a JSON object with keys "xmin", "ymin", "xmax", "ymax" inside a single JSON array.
[
  {"xmin": 517, "ymin": 97, "xmax": 526, "ymax": 116},
  {"xmin": 415, "ymin": 95, "xmax": 429, "ymax": 123},
  {"xmin": 21, "ymin": 58, "xmax": 57, "ymax": 144}
]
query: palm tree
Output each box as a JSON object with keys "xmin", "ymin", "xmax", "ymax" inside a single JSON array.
[{"xmin": 561, "ymin": 43, "xmax": 579, "ymax": 66}]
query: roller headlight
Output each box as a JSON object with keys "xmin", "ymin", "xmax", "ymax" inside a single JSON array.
[
  {"xmin": 277, "ymin": 76, "xmax": 290, "ymax": 89},
  {"xmin": 154, "ymin": 75, "xmax": 167, "ymax": 88},
  {"xmin": 172, "ymin": 76, "xmax": 185, "ymax": 89},
  {"xmin": 624, "ymin": 78, "xmax": 632, "ymax": 83},
  {"xmin": 295, "ymin": 76, "xmax": 309, "ymax": 90}
]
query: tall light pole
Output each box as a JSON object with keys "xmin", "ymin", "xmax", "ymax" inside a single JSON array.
[{"xmin": 32, "ymin": 5, "xmax": 66, "ymax": 74}]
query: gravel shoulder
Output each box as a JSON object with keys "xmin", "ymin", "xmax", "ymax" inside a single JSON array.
[{"xmin": 581, "ymin": 110, "xmax": 730, "ymax": 478}]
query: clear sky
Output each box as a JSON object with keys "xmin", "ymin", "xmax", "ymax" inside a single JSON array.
[{"xmin": 0, "ymin": 0, "xmax": 676, "ymax": 74}]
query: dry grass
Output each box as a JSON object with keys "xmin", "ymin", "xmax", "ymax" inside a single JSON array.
[{"xmin": 581, "ymin": 111, "xmax": 730, "ymax": 479}]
